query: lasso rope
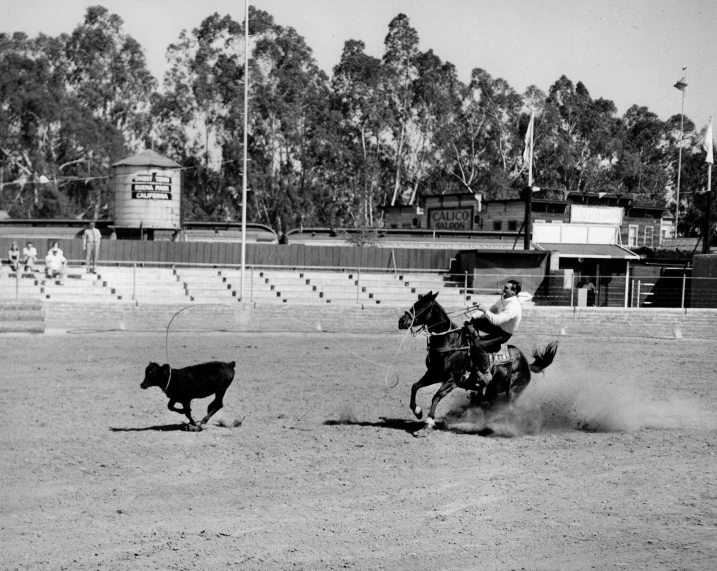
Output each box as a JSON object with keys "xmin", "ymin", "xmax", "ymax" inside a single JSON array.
[
  {"xmin": 163, "ymin": 304, "xmax": 411, "ymax": 389},
  {"xmin": 164, "ymin": 304, "xmax": 234, "ymax": 365}
]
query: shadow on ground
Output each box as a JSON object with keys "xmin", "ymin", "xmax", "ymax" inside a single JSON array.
[
  {"xmin": 323, "ymin": 417, "xmax": 494, "ymax": 436},
  {"xmin": 110, "ymin": 424, "xmax": 189, "ymax": 432}
]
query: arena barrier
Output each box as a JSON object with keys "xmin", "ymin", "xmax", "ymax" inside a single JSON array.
[{"xmin": 41, "ymin": 302, "xmax": 717, "ymax": 340}]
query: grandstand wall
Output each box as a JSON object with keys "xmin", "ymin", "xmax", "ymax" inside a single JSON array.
[{"xmin": 42, "ymin": 302, "xmax": 717, "ymax": 340}]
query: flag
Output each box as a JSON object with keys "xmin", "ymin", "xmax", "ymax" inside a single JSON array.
[
  {"xmin": 523, "ymin": 110, "xmax": 535, "ymax": 186},
  {"xmin": 705, "ymin": 118, "xmax": 714, "ymax": 165}
]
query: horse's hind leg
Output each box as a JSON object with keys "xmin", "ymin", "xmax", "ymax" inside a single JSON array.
[
  {"xmin": 425, "ymin": 379, "xmax": 457, "ymax": 428},
  {"xmin": 410, "ymin": 371, "xmax": 439, "ymax": 419}
]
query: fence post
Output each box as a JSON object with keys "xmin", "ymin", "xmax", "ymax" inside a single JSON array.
[
  {"xmin": 637, "ymin": 280, "xmax": 641, "ymax": 308},
  {"xmin": 250, "ymin": 266, "xmax": 254, "ymax": 303},
  {"xmin": 132, "ymin": 263, "xmax": 136, "ymax": 301},
  {"xmin": 681, "ymin": 274, "xmax": 686, "ymax": 309},
  {"xmin": 357, "ymin": 267, "xmax": 360, "ymax": 303},
  {"xmin": 464, "ymin": 271, "xmax": 467, "ymax": 305},
  {"xmin": 15, "ymin": 268, "xmax": 19, "ymax": 299},
  {"xmin": 624, "ymin": 261, "xmax": 630, "ymax": 308}
]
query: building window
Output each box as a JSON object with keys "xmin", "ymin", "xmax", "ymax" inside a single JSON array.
[
  {"xmin": 628, "ymin": 224, "xmax": 639, "ymax": 247},
  {"xmin": 508, "ymin": 220, "xmax": 517, "ymax": 231},
  {"xmin": 493, "ymin": 221, "xmax": 503, "ymax": 231},
  {"xmin": 644, "ymin": 226, "xmax": 654, "ymax": 247}
]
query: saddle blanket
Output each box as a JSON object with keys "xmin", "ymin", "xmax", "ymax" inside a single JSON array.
[{"xmin": 490, "ymin": 345, "xmax": 511, "ymax": 366}]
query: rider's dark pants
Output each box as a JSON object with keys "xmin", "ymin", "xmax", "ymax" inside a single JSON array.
[{"xmin": 469, "ymin": 316, "xmax": 511, "ymax": 374}]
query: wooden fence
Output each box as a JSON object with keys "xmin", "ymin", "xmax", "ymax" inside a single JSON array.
[{"xmin": 0, "ymin": 237, "xmax": 459, "ymax": 271}]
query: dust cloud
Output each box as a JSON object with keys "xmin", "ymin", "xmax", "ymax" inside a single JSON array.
[{"xmin": 447, "ymin": 368, "xmax": 717, "ymax": 437}]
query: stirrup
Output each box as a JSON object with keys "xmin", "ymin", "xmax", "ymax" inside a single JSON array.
[{"xmin": 477, "ymin": 370, "xmax": 492, "ymax": 384}]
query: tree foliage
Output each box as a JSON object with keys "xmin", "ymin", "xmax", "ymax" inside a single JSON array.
[{"xmin": 1, "ymin": 7, "xmax": 713, "ymax": 238}]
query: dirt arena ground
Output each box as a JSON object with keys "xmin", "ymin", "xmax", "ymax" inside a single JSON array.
[{"xmin": 2, "ymin": 322, "xmax": 717, "ymax": 570}]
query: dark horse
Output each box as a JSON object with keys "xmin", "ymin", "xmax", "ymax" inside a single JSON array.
[{"xmin": 398, "ymin": 291, "xmax": 558, "ymax": 428}]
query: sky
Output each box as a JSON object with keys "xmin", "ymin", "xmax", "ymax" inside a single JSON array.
[{"xmin": 2, "ymin": 0, "xmax": 716, "ymax": 130}]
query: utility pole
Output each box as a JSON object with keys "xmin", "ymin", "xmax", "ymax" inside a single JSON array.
[{"xmin": 703, "ymin": 117, "xmax": 714, "ymax": 254}]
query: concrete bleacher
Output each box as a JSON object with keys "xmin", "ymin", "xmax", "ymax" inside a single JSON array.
[
  {"xmin": 96, "ymin": 267, "xmax": 189, "ymax": 303},
  {"xmin": 1, "ymin": 264, "xmax": 480, "ymax": 308}
]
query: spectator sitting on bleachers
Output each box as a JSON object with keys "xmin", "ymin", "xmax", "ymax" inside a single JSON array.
[
  {"xmin": 22, "ymin": 241, "xmax": 38, "ymax": 273},
  {"xmin": 49, "ymin": 241, "xmax": 63, "ymax": 255},
  {"xmin": 44, "ymin": 246, "xmax": 67, "ymax": 285},
  {"xmin": 8, "ymin": 241, "xmax": 20, "ymax": 272}
]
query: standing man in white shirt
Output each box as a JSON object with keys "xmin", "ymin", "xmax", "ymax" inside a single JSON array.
[
  {"xmin": 466, "ymin": 279, "xmax": 523, "ymax": 386},
  {"xmin": 83, "ymin": 221, "xmax": 102, "ymax": 274}
]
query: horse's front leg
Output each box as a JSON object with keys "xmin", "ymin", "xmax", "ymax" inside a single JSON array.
[
  {"xmin": 410, "ymin": 370, "xmax": 440, "ymax": 420},
  {"xmin": 424, "ymin": 377, "xmax": 458, "ymax": 428}
]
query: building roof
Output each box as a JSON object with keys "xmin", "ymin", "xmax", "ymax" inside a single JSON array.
[
  {"xmin": 112, "ymin": 149, "xmax": 181, "ymax": 168},
  {"xmin": 534, "ymin": 243, "xmax": 640, "ymax": 259}
]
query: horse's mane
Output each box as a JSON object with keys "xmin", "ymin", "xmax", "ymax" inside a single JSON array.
[{"xmin": 426, "ymin": 299, "xmax": 462, "ymax": 339}]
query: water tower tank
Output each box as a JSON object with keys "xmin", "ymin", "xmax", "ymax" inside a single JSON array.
[{"xmin": 112, "ymin": 149, "xmax": 181, "ymax": 229}]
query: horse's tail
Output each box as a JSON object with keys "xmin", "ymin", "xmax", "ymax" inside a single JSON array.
[{"xmin": 529, "ymin": 340, "xmax": 558, "ymax": 374}]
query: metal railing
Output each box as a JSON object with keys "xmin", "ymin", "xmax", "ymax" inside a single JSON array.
[{"xmin": 3, "ymin": 264, "xmax": 717, "ymax": 309}]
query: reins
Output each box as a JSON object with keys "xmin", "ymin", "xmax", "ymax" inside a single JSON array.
[{"xmin": 407, "ymin": 298, "xmax": 473, "ymax": 354}]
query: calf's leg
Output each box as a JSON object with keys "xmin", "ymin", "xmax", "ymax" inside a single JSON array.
[
  {"xmin": 167, "ymin": 399, "xmax": 196, "ymax": 425},
  {"xmin": 197, "ymin": 391, "xmax": 225, "ymax": 428}
]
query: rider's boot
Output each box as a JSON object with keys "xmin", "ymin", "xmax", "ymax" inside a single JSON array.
[{"xmin": 476, "ymin": 369, "xmax": 492, "ymax": 396}]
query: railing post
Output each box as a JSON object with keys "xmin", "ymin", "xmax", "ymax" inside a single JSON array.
[
  {"xmin": 15, "ymin": 267, "xmax": 19, "ymax": 299},
  {"xmin": 464, "ymin": 271, "xmax": 467, "ymax": 305},
  {"xmin": 132, "ymin": 263, "xmax": 136, "ymax": 301},
  {"xmin": 624, "ymin": 261, "xmax": 630, "ymax": 308},
  {"xmin": 250, "ymin": 265, "xmax": 254, "ymax": 303},
  {"xmin": 356, "ymin": 267, "xmax": 360, "ymax": 303},
  {"xmin": 637, "ymin": 280, "xmax": 641, "ymax": 308},
  {"xmin": 681, "ymin": 274, "xmax": 686, "ymax": 309}
]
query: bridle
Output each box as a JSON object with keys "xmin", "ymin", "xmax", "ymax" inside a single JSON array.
[
  {"xmin": 403, "ymin": 298, "xmax": 437, "ymax": 336},
  {"xmin": 404, "ymin": 298, "xmax": 463, "ymax": 338}
]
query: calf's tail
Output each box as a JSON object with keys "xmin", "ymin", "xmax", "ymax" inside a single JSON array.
[{"xmin": 529, "ymin": 341, "xmax": 558, "ymax": 374}]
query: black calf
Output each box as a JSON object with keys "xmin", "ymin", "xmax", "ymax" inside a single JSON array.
[{"xmin": 141, "ymin": 361, "xmax": 235, "ymax": 431}]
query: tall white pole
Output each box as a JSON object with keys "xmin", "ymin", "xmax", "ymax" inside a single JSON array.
[
  {"xmin": 675, "ymin": 66, "xmax": 687, "ymax": 237},
  {"xmin": 240, "ymin": 0, "xmax": 249, "ymax": 301}
]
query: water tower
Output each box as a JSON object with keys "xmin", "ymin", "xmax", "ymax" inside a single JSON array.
[{"xmin": 111, "ymin": 149, "xmax": 181, "ymax": 239}]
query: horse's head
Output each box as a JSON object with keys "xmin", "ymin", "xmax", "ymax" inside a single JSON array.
[{"xmin": 398, "ymin": 291, "xmax": 439, "ymax": 330}]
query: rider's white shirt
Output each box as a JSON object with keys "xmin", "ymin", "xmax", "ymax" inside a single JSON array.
[{"xmin": 482, "ymin": 295, "xmax": 522, "ymax": 334}]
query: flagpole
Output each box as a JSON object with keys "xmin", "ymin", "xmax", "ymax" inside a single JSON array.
[
  {"xmin": 524, "ymin": 110, "xmax": 535, "ymax": 250},
  {"xmin": 240, "ymin": 0, "xmax": 249, "ymax": 301},
  {"xmin": 674, "ymin": 66, "xmax": 687, "ymax": 238}
]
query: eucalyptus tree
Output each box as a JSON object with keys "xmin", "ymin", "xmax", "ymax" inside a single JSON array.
[
  {"xmin": 0, "ymin": 28, "xmax": 125, "ymax": 219},
  {"xmin": 157, "ymin": 12, "xmax": 245, "ymax": 221},
  {"xmin": 247, "ymin": 8, "xmax": 334, "ymax": 233},
  {"xmin": 382, "ymin": 13, "xmax": 420, "ymax": 206},
  {"xmin": 332, "ymin": 39, "xmax": 388, "ymax": 226},
  {"xmin": 64, "ymin": 6, "xmax": 156, "ymax": 149}
]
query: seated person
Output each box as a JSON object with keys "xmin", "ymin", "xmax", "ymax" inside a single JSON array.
[
  {"xmin": 44, "ymin": 246, "xmax": 67, "ymax": 285},
  {"xmin": 8, "ymin": 241, "xmax": 20, "ymax": 272},
  {"xmin": 49, "ymin": 241, "xmax": 63, "ymax": 255},
  {"xmin": 465, "ymin": 279, "xmax": 523, "ymax": 389},
  {"xmin": 22, "ymin": 241, "xmax": 38, "ymax": 272}
]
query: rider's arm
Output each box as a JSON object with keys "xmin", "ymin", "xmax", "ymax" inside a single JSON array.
[{"xmin": 481, "ymin": 300, "xmax": 519, "ymax": 327}]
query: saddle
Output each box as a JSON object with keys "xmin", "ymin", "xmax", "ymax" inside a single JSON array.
[
  {"xmin": 490, "ymin": 345, "xmax": 512, "ymax": 366},
  {"xmin": 462, "ymin": 323, "xmax": 511, "ymax": 366}
]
